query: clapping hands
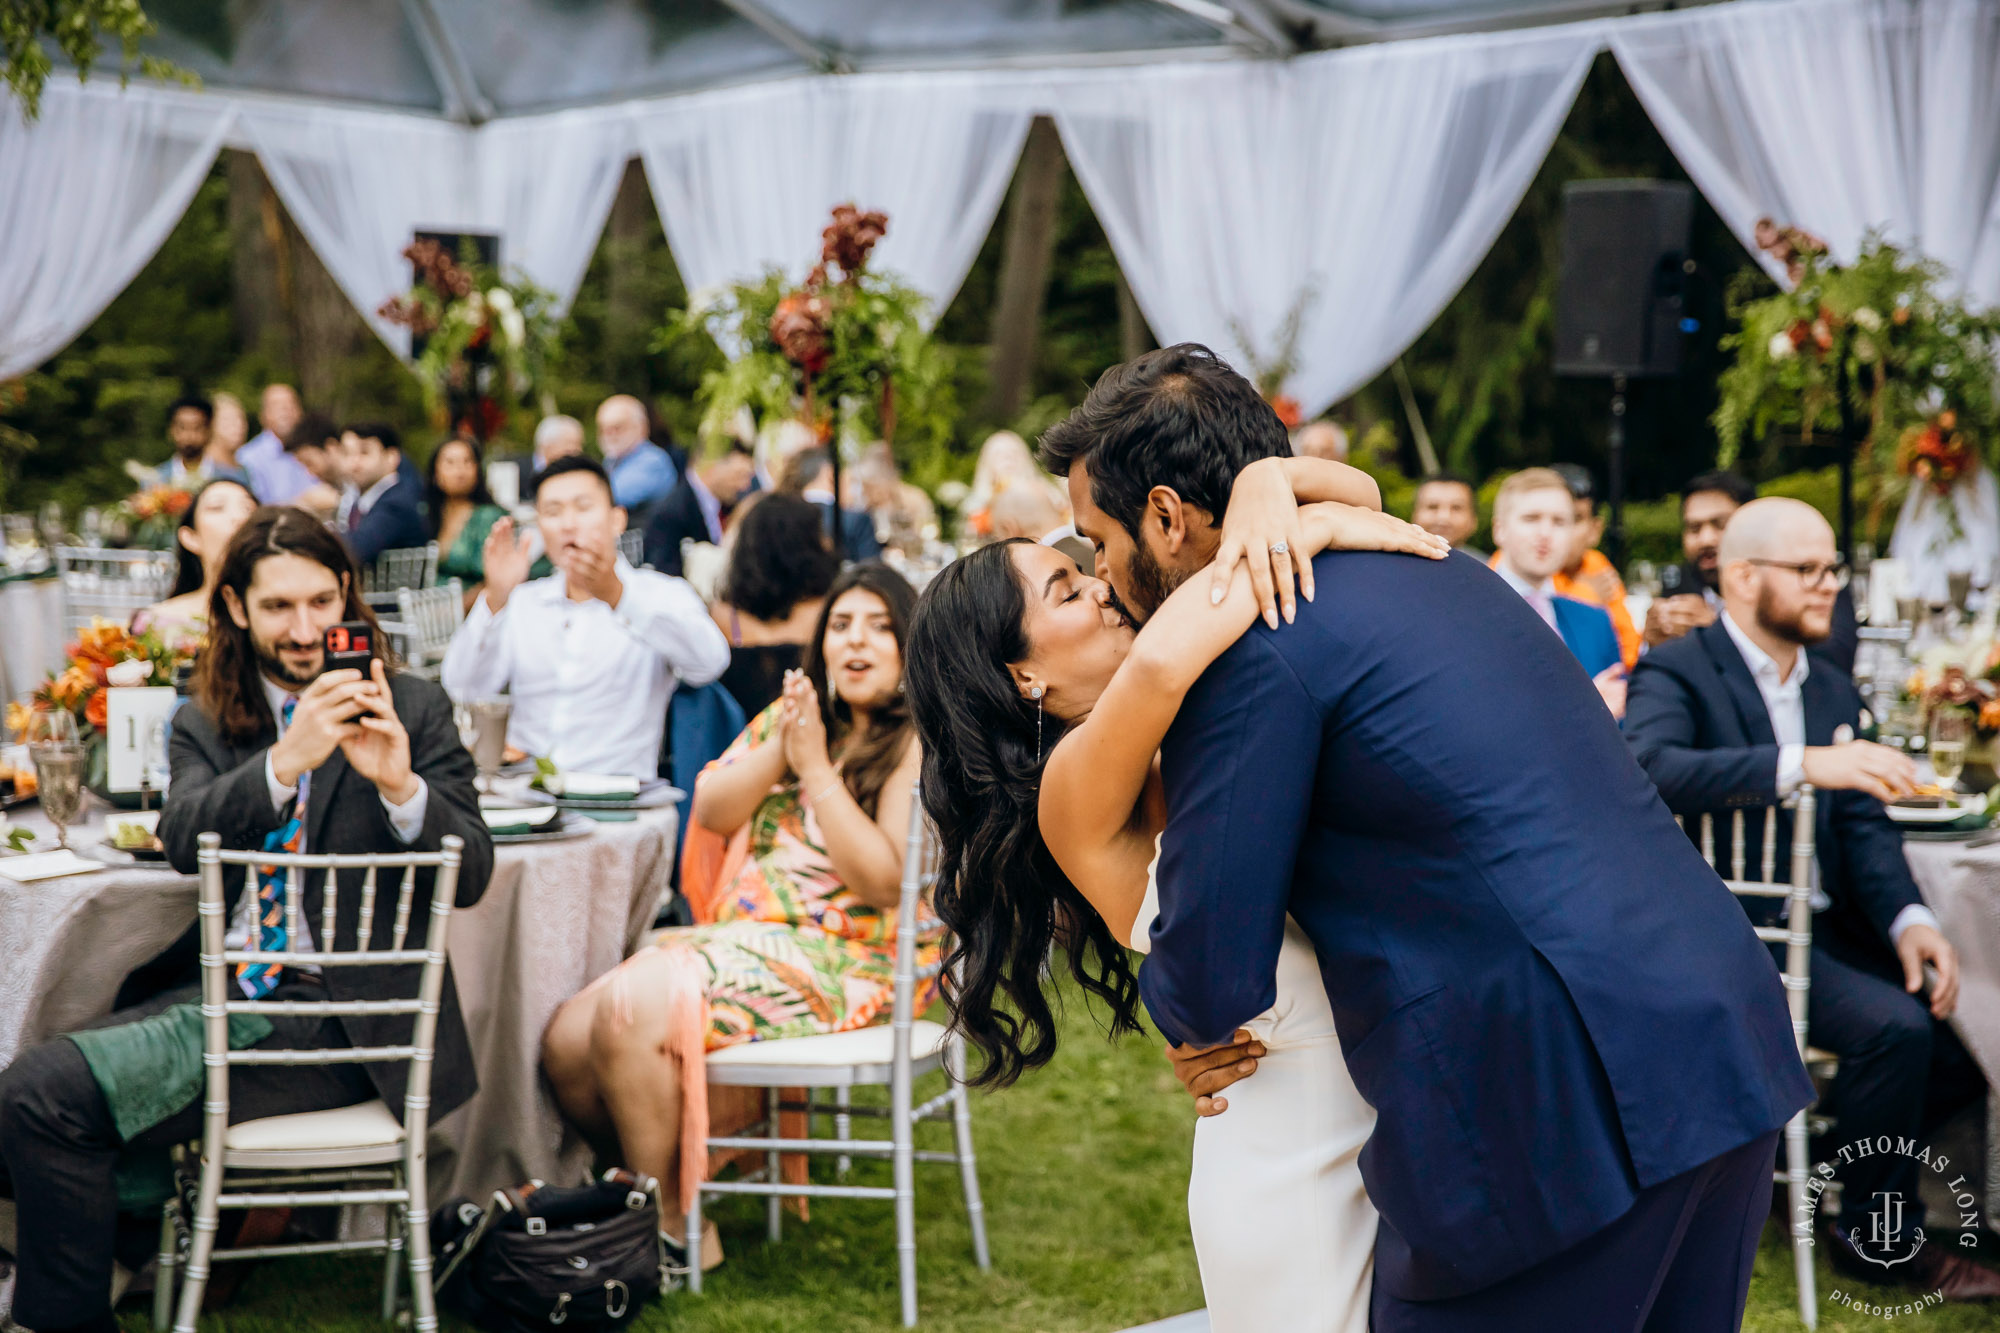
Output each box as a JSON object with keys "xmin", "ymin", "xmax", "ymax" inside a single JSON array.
[
  {"xmin": 779, "ymin": 669, "xmax": 833, "ymax": 786},
  {"xmin": 481, "ymin": 517, "xmax": 535, "ymax": 611}
]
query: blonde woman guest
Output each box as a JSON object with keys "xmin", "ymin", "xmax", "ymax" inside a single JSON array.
[
  {"xmin": 206, "ymin": 391, "xmax": 252, "ymax": 480},
  {"xmin": 964, "ymin": 430, "xmax": 1068, "ymax": 540}
]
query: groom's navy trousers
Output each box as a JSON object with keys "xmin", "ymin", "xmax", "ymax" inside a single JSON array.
[{"xmin": 1142, "ymin": 551, "xmax": 1811, "ymax": 1323}]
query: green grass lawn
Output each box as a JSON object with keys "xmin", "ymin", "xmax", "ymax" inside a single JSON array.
[{"xmin": 121, "ymin": 987, "xmax": 1994, "ymax": 1332}]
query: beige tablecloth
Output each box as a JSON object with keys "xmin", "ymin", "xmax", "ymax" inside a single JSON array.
[
  {"xmin": 1903, "ymin": 839, "xmax": 2000, "ymax": 1204},
  {"xmin": 0, "ymin": 803, "xmax": 675, "ymax": 1200}
]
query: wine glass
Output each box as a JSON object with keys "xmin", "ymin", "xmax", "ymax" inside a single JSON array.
[
  {"xmin": 464, "ymin": 699, "xmax": 512, "ymax": 793},
  {"xmin": 27, "ymin": 710, "xmax": 87, "ymax": 850},
  {"xmin": 1928, "ymin": 709, "xmax": 1970, "ymax": 793}
]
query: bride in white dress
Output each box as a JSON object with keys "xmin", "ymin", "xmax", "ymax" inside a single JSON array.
[{"xmin": 904, "ymin": 456, "xmax": 1447, "ymax": 1332}]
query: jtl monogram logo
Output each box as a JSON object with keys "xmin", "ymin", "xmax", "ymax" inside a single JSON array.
[{"xmin": 1850, "ymin": 1190, "xmax": 1927, "ymax": 1269}]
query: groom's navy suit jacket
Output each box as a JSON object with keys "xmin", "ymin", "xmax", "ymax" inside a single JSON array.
[{"xmin": 1142, "ymin": 550, "xmax": 1812, "ymax": 1302}]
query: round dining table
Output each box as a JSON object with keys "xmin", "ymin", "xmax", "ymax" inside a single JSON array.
[{"xmin": 0, "ymin": 799, "xmax": 677, "ymax": 1201}]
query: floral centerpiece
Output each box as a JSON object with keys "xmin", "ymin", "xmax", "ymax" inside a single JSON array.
[
  {"xmin": 7, "ymin": 620, "xmax": 178, "ymax": 739},
  {"xmin": 8, "ymin": 620, "xmax": 180, "ymax": 806},
  {"xmin": 111, "ymin": 479, "xmax": 192, "ymax": 550},
  {"xmin": 377, "ymin": 239, "xmax": 561, "ymax": 442},
  {"xmin": 664, "ymin": 204, "xmax": 955, "ymax": 455},
  {"xmin": 1714, "ymin": 224, "xmax": 2000, "ymax": 539}
]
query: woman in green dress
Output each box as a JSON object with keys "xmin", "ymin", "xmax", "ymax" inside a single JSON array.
[{"xmin": 425, "ymin": 435, "xmax": 507, "ymax": 608}]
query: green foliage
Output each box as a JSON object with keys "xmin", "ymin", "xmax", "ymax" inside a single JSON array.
[
  {"xmin": 664, "ymin": 262, "xmax": 957, "ymax": 464},
  {"xmin": 386, "ymin": 250, "xmax": 564, "ymax": 422},
  {"xmin": 2, "ymin": 0, "xmax": 190, "ymax": 121},
  {"xmin": 1713, "ymin": 234, "xmax": 2000, "ymax": 483}
]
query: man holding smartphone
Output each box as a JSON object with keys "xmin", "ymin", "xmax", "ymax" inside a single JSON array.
[{"xmin": 0, "ymin": 508, "xmax": 492, "ymax": 1333}]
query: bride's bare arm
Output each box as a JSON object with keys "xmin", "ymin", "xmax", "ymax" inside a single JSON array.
[{"xmin": 1040, "ymin": 502, "xmax": 1445, "ymax": 943}]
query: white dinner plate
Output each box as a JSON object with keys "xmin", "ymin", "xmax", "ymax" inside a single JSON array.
[{"xmin": 1886, "ymin": 798, "xmax": 1980, "ymax": 825}]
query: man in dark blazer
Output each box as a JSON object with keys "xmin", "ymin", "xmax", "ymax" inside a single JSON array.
[
  {"xmin": 641, "ymin": 440, "xmax": 757, "ymax": 575},
  {"xmin": 337, "ymin": 421, "xmax": 429, "ymax": 567},
  {"xmin": 0, "ymin": 508, "xmax": 492, "ymax": 1333},
  {"xmin": 1044, "ymin": 345, "xmax": 1812, "ymax": 1331},
  {"xmin": 1626, "ymin": 497, "xmax": 1996, "ymax": 1302}
]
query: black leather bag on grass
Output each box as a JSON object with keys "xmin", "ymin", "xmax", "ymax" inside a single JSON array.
[{"xmin": 431, "ymin": 1169, "xmax": 673, "ymax": 1331}]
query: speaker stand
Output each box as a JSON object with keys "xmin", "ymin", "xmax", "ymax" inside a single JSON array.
[{"xmin": 1607, "ymin": 374, "xmax": 1628, "ymax": 571}]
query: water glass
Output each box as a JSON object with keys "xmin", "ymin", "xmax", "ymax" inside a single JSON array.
[
  {"xmin": 1929, "ymin": 710, "xmax": 1970, "ymax": 791},
  {"xmin": 464, "ymin": 699, "xmax": 512, "ymax": 789}
]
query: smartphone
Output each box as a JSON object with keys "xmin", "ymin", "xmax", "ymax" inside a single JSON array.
[{"xmin": 322, "ymin": 621, "xmax": 379, "ymax": 676}]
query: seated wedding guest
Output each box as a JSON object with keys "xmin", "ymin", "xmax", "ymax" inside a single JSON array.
[
  {"xmin": 709, "ymin": 493, "xmax": 839, "ymax": 717},
  {"xmin": 532, "ymin": 412, "xmax": 585, "ymax": 475},
  {"xmin": 1411, "ymin": 472, "xmax": 1483, "ymax": 557},
  {"xmin": 1625, "ymin": 497, "xmax": 1996, "ymax": 1303},
  {"xmin": 1645, "ymin": 468, "xmax": 1858, "ymax": 673},
  {"xmin": 281, "ymin": 413, "xmax": 346, "ymax": 518},
  {"xmin": 1489, "ymin": 468, "xmax": 1626, "ymax": 717},
  {"xmin": 1291, "ymin": 419, "xmax": 1349, "ymax": 463},
  {"xmin": 1550, "ymin": 463, "xmax": 1640, "ymax": 669},
  {"xmin": 963, "ymin": 429, "xmax": 1068, "ymax": 540},
  {"xmin": 156, "ymin": 394, "xmax": 248, "ymax": 489},
  {"xmin": 442, "ymin": 455, "xmax": 728, "ymax": 778},
  {"xmin": 426, "ymin": 435, "xmax": 507, "ymax": 601},
  {"xmin": 987, "ymin": 481, "xmax": 1064, "ymax": 543},
  {"xmin": 852, "ymin": 443, "xmax": 936, "ymax": 555},
  {"xmin": 596, "ymin": 393, "xmax": 678, "ymax": 517},
  {"xmin": 641, "ymin": 439, "xmax": 757, "ymax": 576},
  {"xmin": 336, "ymin": 422, "xmax": 428, "ymax": 568},
  {"xmin": 206, "ymin": 391, "xmax": 252, "ymax": 481},
  {"xmin": 0, "ymin": 509, "xmax": 493, "ymax": 1333},
  {"xmin": 237, "ymin": 382, "xmax": 312, "ymax": 504},
  {"xmin": 783, "ymin": 448, "xmax": 881, "ymax": 563},
  {"xmin": 540, "ymin": 564, "xmax": 928, "ymax": 1272},
  {"xmin": 129, "ymin": 477, "xmax": 259, "ymax": 653}
]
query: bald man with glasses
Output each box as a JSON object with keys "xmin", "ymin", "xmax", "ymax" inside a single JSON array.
[{"xmin": 1625, "ymin": 497, "xmax": 1999, "ymax": 1304}]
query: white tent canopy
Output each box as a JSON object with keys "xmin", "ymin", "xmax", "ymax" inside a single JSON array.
[{"xmin": 5, "ymin": 0, "xmax": 1999, "ymax": 414}]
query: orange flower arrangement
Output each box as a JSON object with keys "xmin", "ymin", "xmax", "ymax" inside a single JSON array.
[
  {"xmin": 14, "ymin": 619, "xmax": 177, "ymax": 742},
  {"xmin": 1897, "ymin": 410, "xmax": 1976, "ymax": 497}
]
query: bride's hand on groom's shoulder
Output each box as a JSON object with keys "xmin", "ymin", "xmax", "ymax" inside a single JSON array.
[
  {"xmin": 1165, "ymin": 1029, "xmax": 1266, "ymax": 1117},
  {"xmin": 1215, "ymin": 457, "xmax": 1314, "ymax": 628}
]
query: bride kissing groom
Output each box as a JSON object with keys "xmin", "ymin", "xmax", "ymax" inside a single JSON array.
[{"xmin": 906, "ymin": 344, "xmax": 1812, "ymax": 1333}]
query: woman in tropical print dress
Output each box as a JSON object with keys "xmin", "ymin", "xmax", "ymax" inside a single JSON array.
[{"xmin": 541, "ymin": 564, "xmax": 931, "ymax": 1266}]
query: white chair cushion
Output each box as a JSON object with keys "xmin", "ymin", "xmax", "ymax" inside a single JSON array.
[
  {"xmin": 224, "ymin": 1099, "xmax": 405, "ymax": 1152},
  {"xmin": 706, "ymin": 1019, "xmax": 949, "ymax": 1070}
]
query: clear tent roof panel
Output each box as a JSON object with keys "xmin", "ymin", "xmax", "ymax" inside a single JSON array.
[{"xmin": 131, "ymin": 0, "xmax": 1717, "ymax": 119}]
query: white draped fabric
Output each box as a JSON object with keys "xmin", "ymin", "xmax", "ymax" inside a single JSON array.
[
  {"xmin": 1047, "ymin": 30, "xmax": 1599, "ymax": 417},
  {"xmin": 241, "ymin": 103, "xmax": 633, "ymax": 357},
  {"xmin": 634, "ymin": 74, "xmax": 1033, "ymax": 322},
  {"xmin": 1889, "ymin": 465, "xmax": 2000, "ymax": 603},
  {"xmin": 1611, "ymin": 0, "xmax": 2000, "ymax": 304},
  {"xmin": 0, "ymin": 83, "xmax": 234, "ymax": 381}
]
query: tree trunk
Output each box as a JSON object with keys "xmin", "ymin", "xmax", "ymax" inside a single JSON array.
[
  {"xmin": 284, "ymin": 205, "xmax": 377, "ymax": 417},
  {"xmin": 603, "ymin": 157, "xmax": 653, "ymax": 392},
  {"xmin": 983, "ymin": 116, "xmax": 1066, "ymax": 423},
  {"xmin": 225, "ymin": 150, "xmax": 284, "ymax": 361},
  {"xmin": 1115, "ymin": 267, "xmax": 1151, "ymax": 365}
]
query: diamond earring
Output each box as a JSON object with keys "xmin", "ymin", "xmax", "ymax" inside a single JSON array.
[{"xmin": 1030, "ymin": 686, "xmax": 1045, "ymax": 763}]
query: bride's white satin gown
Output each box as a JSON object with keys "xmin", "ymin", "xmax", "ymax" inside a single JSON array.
[{"xmin": 1133, "ymin": 848, "xmax": 1377, "ymax": 1333}]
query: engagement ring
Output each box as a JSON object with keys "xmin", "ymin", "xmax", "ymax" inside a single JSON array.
[{"xmin": 1269, "ymin": 541, "xmax": 1290, "ymax": 556}]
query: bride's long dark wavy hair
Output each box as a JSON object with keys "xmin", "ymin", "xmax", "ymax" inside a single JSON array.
[{"xmin": 904, "ymin": 540, "xmax": 1143, "ymax": 1088}]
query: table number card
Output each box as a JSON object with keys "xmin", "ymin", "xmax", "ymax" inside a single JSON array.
[{"xmin": 106, "ymin": 686, "xmax": 177, "ymax": 793}]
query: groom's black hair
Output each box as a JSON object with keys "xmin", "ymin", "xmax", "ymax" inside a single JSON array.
[{"xmin": 1038, "ymin": 342, "xmax": 1291, "ymax": 540}]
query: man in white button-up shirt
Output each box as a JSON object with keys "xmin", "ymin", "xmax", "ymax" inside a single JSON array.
[
  {"xmin": 442, "ymin": 454, "xmax": 729, "ymax": 779},
  {"xmin": 1627, "ymin": 498, "xmax": 2000, "ymax": 1303}
]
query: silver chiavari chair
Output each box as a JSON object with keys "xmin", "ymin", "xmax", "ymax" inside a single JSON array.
[
  {"xmin": 362, "ymin": 542, "xmax": 439, "ymax": 610},
  {"xmin": 155, "ymin": 832, "xmax": 464, "ymax": 1333},
  {"xmin": 395, "ymin": 578, "xmax": 466, "ymax": 678},
  {"xmin": 54, "ymin": 546, "xmax": 176, "ymax": 635},
  {"xmin": 684, "ymin": 782, "xmax": 990, "ymax": 1327},
  {"xmin": 617, "ymin": 527, "xmax": 645, "ymax": 568},
  {"xmin": 1680, "ymin": 789, "xmax": 1821, "ymax": 1330}
]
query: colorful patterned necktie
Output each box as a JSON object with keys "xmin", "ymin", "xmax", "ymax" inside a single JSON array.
[{"xmin": 238, "ymin": 695, "xmax": 308, "ymax": 999}]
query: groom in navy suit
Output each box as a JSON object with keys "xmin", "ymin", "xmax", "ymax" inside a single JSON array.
[{"xmin": 1042, "ymin": 345, "xmax": 1813, "ymax": 1332}]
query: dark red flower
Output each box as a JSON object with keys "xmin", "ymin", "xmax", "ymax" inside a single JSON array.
[{"xmin": 821, "ymin": 204, "xmax": 888, "ymax": 278}]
